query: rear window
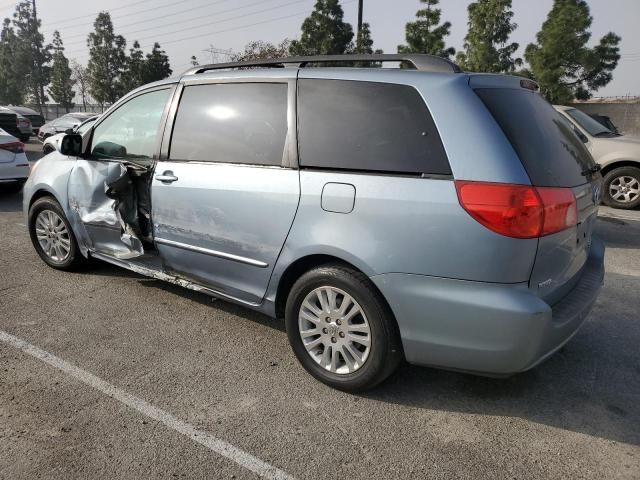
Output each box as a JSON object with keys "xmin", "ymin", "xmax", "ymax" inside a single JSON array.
[
  {"xmin": 475, "ymin": 88, "xmax": 596, "ymax": 187},
  {"xmin": 298, "ymin": 79, "xmax": 451, "ymax": 175}
]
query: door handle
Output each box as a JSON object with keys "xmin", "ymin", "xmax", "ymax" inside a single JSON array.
[{"xmin": 156, "ymin": 171, "xmax": 178, "ymax": 183}]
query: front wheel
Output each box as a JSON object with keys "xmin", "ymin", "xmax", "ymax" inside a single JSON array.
[
  {"xmin": 285, "ymin": 264, "xmax": 402, "ymax": 392},
  {"xmin": 28, "ymin": 196, "xmax": 87, "ymax": 270},
  {"xmin": 603, "ymin": 166, "xmax": 640, "ymax": 209}
]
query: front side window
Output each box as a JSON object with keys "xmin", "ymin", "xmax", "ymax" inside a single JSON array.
[
  {"xmin": 170, "ymin": 83, "xmax": 288, "ymax": 166},
  {"xmin": 297, "ymin": 79, "xmax": 451, "ymax": 175},
  {"xmin": 91, "ymin": 88, "xmax": 171, "ymax": 160}
]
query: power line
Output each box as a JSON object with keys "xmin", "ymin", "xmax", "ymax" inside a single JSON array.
[
  {"xmin": 64, "ymin": 0, "xmax": 322, "ymax": 57},
  {"xmin": 68, "ymin": 1, "xmax": 353, "ymax": 61},
  {"xmin": 40, "ymin": 0, "xmax": 174, "ymax": 29},
  {"xmin": 61, "ymin": 0, "xmax": 291, "ymax": 46}
]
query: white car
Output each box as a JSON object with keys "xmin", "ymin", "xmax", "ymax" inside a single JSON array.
[
  {"xmin": 0, "ymin": 128, "xmax": 29, "ymax": 188},
  {"xmin": 555, "ymin": 105, "xmax": 640, "ymax": 209},
  {"xmin": 42, "ymin": 116, "xmax": 98, "ymax": 155}
]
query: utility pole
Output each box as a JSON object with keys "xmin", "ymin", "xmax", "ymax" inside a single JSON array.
[
  {"xmin": 32, "ymin": 0, "xmax": 46, "ymax": 116},
  {"xmin": 357, "ymin": 0, "xmax": 363, "ymax": 49}
]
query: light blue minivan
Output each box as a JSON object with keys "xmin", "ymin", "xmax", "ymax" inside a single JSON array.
[{"xmin": 24, "ymin": 55, "xmax": 604, "ymax": 391}]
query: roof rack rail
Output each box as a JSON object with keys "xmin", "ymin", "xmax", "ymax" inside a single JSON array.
[{"xmin": 183, "ymin": 54, "xmax": 463, "ymax": 76}]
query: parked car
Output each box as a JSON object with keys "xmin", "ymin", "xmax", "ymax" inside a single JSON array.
[
  {"xmin": 23, "ymin": 54, "xmax": 605, "ymax": 391},
  {"xmin": 556, "ymin": 105, "xmax": 640, "ymax": 209},
  {"xmin": 0, "ymin": 127, "xmax": 29, "ymax": 188},
  {"xmin": 2, "ymin": 106, "xmax": 45, "ymax": 134},
  {"xmin": 37, "ymin": 112, "xmax": 98, "ymax": 141},
  {"xmin": 0, "ymin": 107, "xmax": 31, "ymax": 142},
  {"xmin": 42, "ymin": 116, "xmax": 98, "ymax": 155}
]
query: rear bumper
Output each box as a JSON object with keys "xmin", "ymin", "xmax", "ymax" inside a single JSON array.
[{"xmin": 371, "ymin": 237, "xmax": 605, "ymax": 375}]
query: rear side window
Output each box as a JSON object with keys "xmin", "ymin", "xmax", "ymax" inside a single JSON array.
[
  {"xmin": 298, "ymin": 79, "xmax": 450, "ymax": 175},
  {"xmin": 475, "ymin": 88, "xmax": 596, "ymax": 187},
  {"xmin": 170, "ymin": 83, "xmax": 288, "ymax": 166}
]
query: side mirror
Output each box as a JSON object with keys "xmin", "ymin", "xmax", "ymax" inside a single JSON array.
[
  {"xmin": 60, "ymin": 133, "xmax": 83, "ymax": 157},
  {"xmin": 65, "ymin": 128, "xmax": 74, "ymax": 134}
]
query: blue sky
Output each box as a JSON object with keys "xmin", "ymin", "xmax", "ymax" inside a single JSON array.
[{"xmin": 2, "ymin": 0, "xmax": 638, "ymax": 98}]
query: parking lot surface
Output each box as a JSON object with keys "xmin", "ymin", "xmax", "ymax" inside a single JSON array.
[{"xmin": 1, "ymin": 140, "xmax": 639, "ymax": 479}]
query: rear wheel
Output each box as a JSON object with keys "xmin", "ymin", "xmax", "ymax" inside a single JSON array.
[
  {"xmin": 28, "ymin": 197, "xmax": 87, "ymax": 270},
  {"xmin": 285, "ymin": 264, "xmax": 402, "ymax": 392},
  {"xmin": 603, "ymin": 166, "xmax": 640, "ymax": 209}
]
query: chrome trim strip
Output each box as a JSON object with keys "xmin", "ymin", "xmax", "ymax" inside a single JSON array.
[{"xmin": 154, "ymin": 237, "xmax": 269, "ymax": 268}]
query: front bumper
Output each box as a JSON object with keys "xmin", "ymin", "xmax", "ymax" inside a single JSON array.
[{"xmin": 371, "ymin": 237, "xmax": 605, "ymax": 375}]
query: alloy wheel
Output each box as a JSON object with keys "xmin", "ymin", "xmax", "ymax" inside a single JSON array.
[
  {"xmin": 35, "ymin": 210, "xmax": 71, "ymax": 262},
  {"xmin": 609, "ymin": 175, "xmax": 640, "ymax": 204},
  {"xmin": 298, "ymin": 286, "xmax": 371, "ymax": 375}
]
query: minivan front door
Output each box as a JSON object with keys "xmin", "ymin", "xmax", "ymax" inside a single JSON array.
[
  {"xmin": 67, "ymin": 87, "xmax": 173, "ymax": 258},
  {"xmin": 152, "ymin": 80, "xmax": 299, "ymax": 305}
]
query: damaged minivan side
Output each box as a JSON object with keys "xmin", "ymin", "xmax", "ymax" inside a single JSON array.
[
  {"xmin": 24, "ymin": 54, "xmax": 604, "ymax": 392},
  {"xmin": 68, "ymin": 87, "xmax": 172, "ymax": 259}
]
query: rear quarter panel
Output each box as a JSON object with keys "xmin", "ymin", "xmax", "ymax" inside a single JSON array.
[{"xmin": 275, "ymin": 171, "xmax": 538, "ymax": 282}]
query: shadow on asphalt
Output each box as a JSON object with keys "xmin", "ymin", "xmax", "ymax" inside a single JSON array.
[
  {"xmin": 596, "ymin": 215, "xmax": 640, "ymax": 249},
  {"xmin": 0, "ymin": 184, "xmax": 23, "ymax": 213}
]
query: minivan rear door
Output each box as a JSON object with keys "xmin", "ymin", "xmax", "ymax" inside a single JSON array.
[
  {"xmin": 151, "ymin": 78, "xmax": 300, "ymax": 305},
  {"xmin": 474, "ymin": 83, "xmax": 601, "ymax": 303}
]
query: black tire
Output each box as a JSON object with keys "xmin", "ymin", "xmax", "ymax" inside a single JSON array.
[
  {"xmin": 602, "ymin": 166, "xmax": 640, "ymax": 210},
  {"xmin": 28, "ymin": 196, "xmax": 87, "ymax": 271},
  {"xmin": 285, "ymin": 263, "xmax": 403, "ymax": 392}
]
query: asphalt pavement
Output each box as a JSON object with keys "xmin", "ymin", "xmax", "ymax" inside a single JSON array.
[{"xmin": 0, "ymin": 140, "xmax": 638, "ymax": 479}]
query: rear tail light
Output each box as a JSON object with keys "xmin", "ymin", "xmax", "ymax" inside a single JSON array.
[
  {"xmin": 0, "ymin": 142, "xmax": 25, "ymax": 154},
  {"xmin": 455, "ymin": 181, "xmax": 577, "ymax": 239}
]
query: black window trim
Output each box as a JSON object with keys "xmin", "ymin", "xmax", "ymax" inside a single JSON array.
[
  {"xmin": 160, "ymin": 78, "xmax": 297, "ymax": 169},
  {"xmin": 295, "ymin": 77, "xmax": 452, "ymax": 177}
]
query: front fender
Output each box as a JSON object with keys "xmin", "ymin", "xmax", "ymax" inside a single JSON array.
[{"xmin": 23, "ymin": 153, "xmax": 86, "ymax": 254}]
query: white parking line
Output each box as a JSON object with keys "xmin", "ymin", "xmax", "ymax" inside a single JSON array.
[{"xmin": 0, "ymin": 329, "xmax": 295, "ymax": 480}]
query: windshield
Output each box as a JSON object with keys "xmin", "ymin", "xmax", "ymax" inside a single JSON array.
[{"xmin": 565, "ymin": 108, "xmax": 614, "ymax": 137}]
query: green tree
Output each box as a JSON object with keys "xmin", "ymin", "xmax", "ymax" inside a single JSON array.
[
  {"xmin": 456, "ymin": 0, "xmax": 521, "ymax": 72},
  {"xmin": 525, "ymin": 0, "xmax": 621, "ymax": 104},
  {"xmin": 233, "ymin": 39, "xmax": 292, "ymax": 61},
  {"xmin": 289, "ymin": 0, "xmax": 354, "ymax": 55},
  {"xmin": 48, "ymin": 31, "xmax": 74, "ymax": 112},
  {"xmin": 0, "ymin": 18, "xmax": 25, "ymax": 104},
  {"xmin": 122, "ymin": 40, "xmax": 145, "ymax": 92},
  {"xmin": 12, "ymin": 0, "xmax": 51, "ymax": 113},
  {"xmin": 141, "ymin": 42, "xmax": 172, "ymax": 84},
  {"xmin": 397, "ymin": 0, "xmax": 455, "ymax": 58},
  {"xmin": 87, "ymin": 12, "xmax": 126, "ymax": 107}
]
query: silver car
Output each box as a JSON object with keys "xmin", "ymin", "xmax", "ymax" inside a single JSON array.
[
  {"xmin": 0, "ymin": 106, "xmax": 32, "ymax": 142},
  {"xmin": 37, "ymin": 112, "xmax": 97, "ymax": 141},
  {"xmin": 23, "ymin": 55, "xmax": 605, "ymax": 391},
  {"xmin": 42, "ymin": 116, "xmax": 97, "ymax": 155},
  {"xmin": 4, "ymin": 106, "xmax": 45, "ymax": 135}
]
